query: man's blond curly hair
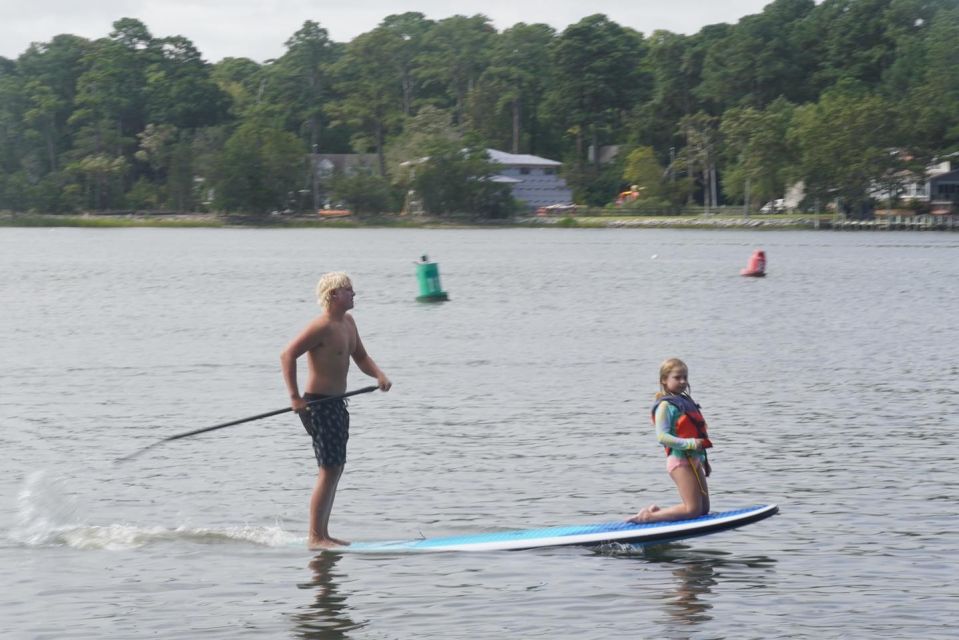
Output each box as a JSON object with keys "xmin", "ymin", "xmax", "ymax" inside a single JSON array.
[{"xmin": 315, "ymin": 272, "xmax": 352, "ymax": 310}]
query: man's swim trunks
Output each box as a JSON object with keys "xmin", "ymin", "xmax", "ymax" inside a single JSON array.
[{"xmin": 299, "ymin": 393, "xmax": 350, "ymax": 467}]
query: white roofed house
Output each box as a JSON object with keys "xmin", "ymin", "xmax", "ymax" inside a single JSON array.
[
  {"xmin": 929, "ymin": 168, "xmax": 959, "ymax": 214},
  {"xmin": 871, "ymin": 159, "xmax": 953, "ymax": 206},
  {"xmin": 485, "ymin": 149, "xmax": 573, "ymax": 211}
]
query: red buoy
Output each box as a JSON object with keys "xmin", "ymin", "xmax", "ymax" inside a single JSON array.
[{"xmin": 741, "ymin": 249, "xmax": 766, "ymax": 277}]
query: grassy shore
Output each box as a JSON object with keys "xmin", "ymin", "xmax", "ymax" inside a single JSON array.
[
  {"xmin": 524, "ymin": 212, "xmax": 831, "ymax": 229},
  {"xmin": 0, "ymin": 210, "xmax": 832, "ymax": 230},
  {"xmin": 0, "ymin": 211, "xmax": 225, "ymax": 228}
]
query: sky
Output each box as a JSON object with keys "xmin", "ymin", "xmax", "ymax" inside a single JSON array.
[{"xmin": 1, "ymin": 0, "xmax": 778, "ymax": 63}]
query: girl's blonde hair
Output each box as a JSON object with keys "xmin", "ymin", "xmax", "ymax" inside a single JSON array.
[
  {"xmin": 658, "ymin": 357, "xmax": 689, "ymax": 397},
  {"xmin": 315, "ymin": 271, "xmax": 352, "ymax": 310}
]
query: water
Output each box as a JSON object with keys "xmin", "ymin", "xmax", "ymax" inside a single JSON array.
[{"xmin": 1, "ymin": 227, "xmax": 957, "ymax": 639}]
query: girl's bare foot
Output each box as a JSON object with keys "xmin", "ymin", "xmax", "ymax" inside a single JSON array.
[{"xmin": 627, "ymin": 504, "xmax": 660, "ymax": 523}]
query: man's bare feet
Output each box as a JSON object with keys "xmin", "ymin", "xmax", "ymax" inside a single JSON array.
[
  {"xmin": 308, "ymin": 537, "xmax": 351, "ymax": 550},
  {"xmin": 626, "ymin": 504, "xmax": 661, "ymax": 523}
]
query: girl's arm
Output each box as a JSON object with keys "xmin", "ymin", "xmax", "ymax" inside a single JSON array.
[{"xmin": 653, "ymin": 401, "xmax": 704, "ymax": 450}]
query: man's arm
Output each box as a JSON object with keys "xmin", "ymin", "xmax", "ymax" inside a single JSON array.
[
  {"xmin": 281, "ymin": 318, "xmax": 325, "ymax": 410},
  {"xmin": 351, "ymin": 325, "xmax": 391, "ymax": 391}
]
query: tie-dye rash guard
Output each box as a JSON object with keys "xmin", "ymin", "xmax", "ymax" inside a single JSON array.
[{"xmin": 653, "ymin": 400, "xmax": 707, "ymax": 463}]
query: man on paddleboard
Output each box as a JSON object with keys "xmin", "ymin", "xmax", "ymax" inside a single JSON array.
[{"xmin": 281, "ymin": 272, "xmax": 391, "ymax": 549}]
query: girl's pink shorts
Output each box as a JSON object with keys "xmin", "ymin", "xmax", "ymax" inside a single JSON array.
[{"xmin": 667, "ymin": 456, "xmax": 704, "ymax": 474}]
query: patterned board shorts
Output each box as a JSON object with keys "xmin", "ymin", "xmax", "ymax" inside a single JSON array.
[{"xmin": 299, "ymin": 393, "xmax": 350, "ymax": 467}]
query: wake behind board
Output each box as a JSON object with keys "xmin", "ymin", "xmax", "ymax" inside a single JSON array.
[{"xmin": 342, "ymin": 504, "xmax": 778, "ymax": 553}]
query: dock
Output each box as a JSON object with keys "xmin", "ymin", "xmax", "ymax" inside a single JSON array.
[{"xmin": 827, "ymin": 215, "xmax": 959, "ymax": 231}]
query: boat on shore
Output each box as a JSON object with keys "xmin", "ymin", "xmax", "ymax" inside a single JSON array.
[{"xmin": 318, "ymin": 209, "xmax": 352, "ymax": 218}]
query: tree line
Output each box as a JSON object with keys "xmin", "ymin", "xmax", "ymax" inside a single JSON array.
[{"xmin": 1, "ymin": 0, "xmax": 957, "ymax": 218}]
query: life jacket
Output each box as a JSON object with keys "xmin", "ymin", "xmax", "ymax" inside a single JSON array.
[{"xmin": 651, "ymin": 394, "xmax": 712, "ymax": 455}]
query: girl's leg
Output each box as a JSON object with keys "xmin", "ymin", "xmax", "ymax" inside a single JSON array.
[{"xmin": 628, "ymin": 464, "xmax": 708, "ymax": 523}]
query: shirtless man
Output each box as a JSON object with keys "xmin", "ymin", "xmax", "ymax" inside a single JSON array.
[{"xmin": 280, "ymin": 272, "xmax": 391, "ymax": 548}]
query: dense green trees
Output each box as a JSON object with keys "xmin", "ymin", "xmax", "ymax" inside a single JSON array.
[
  {"xmin": 791, "ymin": 86, "xmax": 901, "ymax": 213},
  {"xmin": 327, "ymin": 26, "xmax": 406, "ymax": 176},
  {"xmin": 214, "ymin": 115, "xmax": 304, "ymax": 214},
  {"xmin": 1, "ymin": 2, "xmax": 957, "ymax": 217},
  {"xmin": 469, "ymin": 23, "xmax": 555, "ymax": 155},
  {"xmin": 720, "ymin": 99, "xmax": 796, "ymax": 212}
]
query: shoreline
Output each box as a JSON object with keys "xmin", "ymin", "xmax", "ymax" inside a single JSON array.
[{"xmin": 0, "ymin": 211, "xmax": 953, "ymax": 231}]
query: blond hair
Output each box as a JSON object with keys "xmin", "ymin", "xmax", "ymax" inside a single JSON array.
[
  {"xmin": 315, "ymin": 272, "xmax": 352, "ymax": 310},
  {"xmin": 657, "ymin": 357, "xmax": 689, "ymax": 397}
]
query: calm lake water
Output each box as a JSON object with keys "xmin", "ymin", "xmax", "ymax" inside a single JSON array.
[{"xmin": 1, "ymin": 227, "xmax": 957, "ymax": 639}]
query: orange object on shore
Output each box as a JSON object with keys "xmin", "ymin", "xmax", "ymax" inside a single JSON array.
[{"xmin": 740, "ymin": 249, "xmax": 766, "ymax": 277}]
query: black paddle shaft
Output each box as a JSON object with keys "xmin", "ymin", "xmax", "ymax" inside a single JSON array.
[{"xmin": 116, "ymin": 385, "xmax": 378, "ymax": 462}]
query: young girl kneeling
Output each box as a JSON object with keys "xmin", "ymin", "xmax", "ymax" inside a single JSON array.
[{"xmin": 628, "ymin": 358, "xmax": 712, "ymax": 523}]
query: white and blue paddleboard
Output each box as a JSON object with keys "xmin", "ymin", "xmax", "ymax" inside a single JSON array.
[{"xmin": 342, "ymin": 504, "xmax": 778, "ymax": 553}]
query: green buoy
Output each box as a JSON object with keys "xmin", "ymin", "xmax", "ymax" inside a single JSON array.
[{"xmin": 415, "ymin": 255, "xmax": 449, "ymax": 302}]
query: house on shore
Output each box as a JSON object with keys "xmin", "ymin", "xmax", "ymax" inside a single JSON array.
[
  {"xmin": 872, "ymin": 159, "xmax": 954, "ymax": 204},
  {"xmin": 486, "ymin": 149, "xmax": 572, "ymax": 210},
  {"xmin": 308, "ymin": 153, "xmax": 379, "ymax": 211},
  {"xmin": 868, "ymin": 158, "xmax": 958, "ymax": 217},
  {"xmin": 310, "ymin": 154, "xmax": 378, "ymax": 179},
  {"xmin": 929, "ymin": 168, "xmax": 959, "ymax": 214},
  {"xmin": 318, "ymin": 148, "xmax": 573, "ymax": 214}
]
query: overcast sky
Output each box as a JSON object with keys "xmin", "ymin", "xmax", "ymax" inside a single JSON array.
[{"xmin": 1, "ymin": 0, "xmax": 778, "ymax": 63}]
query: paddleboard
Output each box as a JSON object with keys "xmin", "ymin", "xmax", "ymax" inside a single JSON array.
[{"xmin": 341, "ymin": 504, "xmax": 778, "ymax": 553}]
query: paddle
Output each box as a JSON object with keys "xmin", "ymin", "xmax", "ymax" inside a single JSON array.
[{"xmin": 116, "ymin": 385, "xmax": 378, "ymax": 463}]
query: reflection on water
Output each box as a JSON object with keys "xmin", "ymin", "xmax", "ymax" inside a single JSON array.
[
  {"xmin": 663, "ymin": 559, "xmax": 716, "ymax": 624},
  {"xmin": 610, "ymin": 543, "xmax": 778, "ymax": 630},
  {"xmin": 290, "ymin": 553, "xmax": 365, "ymax": 640},
  {"xmin": 658, "ymin": 547, "xmax": 776, "ymax": 629}
]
